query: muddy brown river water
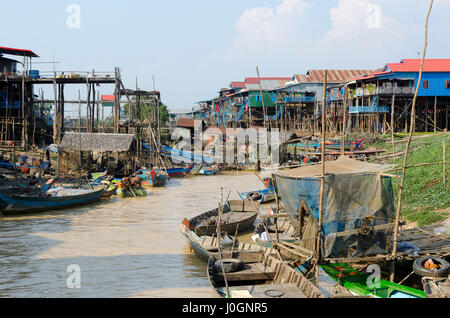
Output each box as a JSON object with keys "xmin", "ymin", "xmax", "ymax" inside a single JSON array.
[{"xmin": 0, "ymin": 172, "xmax": 266, "ymax": 297}]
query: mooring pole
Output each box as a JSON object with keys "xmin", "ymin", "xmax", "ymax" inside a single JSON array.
[
  {"xmin": 390, "ymin": 0, "xmax": 433, "ymax": 282},
  {"xmin": 315, "ymin": 70, "xmax": 327, "ymax": 284}
]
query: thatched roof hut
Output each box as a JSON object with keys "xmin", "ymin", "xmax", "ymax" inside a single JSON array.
[{"xmin": 60, "ymin": 132, "xmax": 134, "ymax": 152}]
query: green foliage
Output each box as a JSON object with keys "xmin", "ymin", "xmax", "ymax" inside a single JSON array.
[
  {"xmin": 123, "ymin": 98, "xmax": 170, "ymax": 127},
  {"xmin": 368, "ymin": 133, "xmax": 449, "ymax": 226}
]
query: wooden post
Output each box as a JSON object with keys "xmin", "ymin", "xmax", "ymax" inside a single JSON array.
[
  {"xmin": 97, "ymin": 90, "xmax": 100, "ymax": 131},
  {"xmin": 315, "ymin": 70, "xmax": 327, "ymax": 283},
  {"xmin": 78, "ymin": 90, "xmax": 82, "ymax": 177},
  {"xmin": 391, "ymin": 0, "xmax": 433, "ymax": 283},
  {"xmin": 434, "ymin": 96, "xmax": 437, "ymax": 133},
  {"xmin": 217, "ymin": 188, "xmax": 230, "ymax": 297},
  {"xmin": 52, "ymin": 75, "xmax": 59, "ymax": 144},
  {"xmin": 444, "ymin": 141, "xmax": 446, "ymax": 187},
  {"xmin": 86, "ymin": 75, "xmax": 90, "ymax": 133},
  {"xmin": 446, "ymin": 97, "xmax": 449, "ymax": 131},
  {"xmin": 342, "ymin": 87, "xmax": 348, "ymax": 155},
  {"xmin": 256, "ymin": 66, "xmax": 266, "ymax": 129},
  {"xmin": 21, "ymin": 56, "xmax": 26, "ymax": 148}
]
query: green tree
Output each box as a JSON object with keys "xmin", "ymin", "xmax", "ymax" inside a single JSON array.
[{"xmin": 123, "ymin": 98, "xmax": 170, "ymax": 127}]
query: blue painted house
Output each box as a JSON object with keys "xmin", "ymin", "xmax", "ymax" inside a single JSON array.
[{"xmin": 349, "ymin": 59, "xmax": 450, "ymax": 132}]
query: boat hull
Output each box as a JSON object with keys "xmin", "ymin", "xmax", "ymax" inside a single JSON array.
[
  {"xmin": 320, "ymin": 263, "xmax": 426, "ymax": 298},
  {"xmin": 166, "ymin": 164, "xmax": 194, "ymax": 177},
  {"xmin": 0, "ymin": 187, "xmax": 105, "ymax": 215},
  {"xmin": 240, "ymin": 188, "xmax": 276, "ymax": 204}
]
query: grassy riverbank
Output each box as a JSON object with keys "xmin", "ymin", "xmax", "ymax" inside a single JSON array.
[{"xmin": 368, "ymin": 132, "xmax": 449, "ymax": 227}]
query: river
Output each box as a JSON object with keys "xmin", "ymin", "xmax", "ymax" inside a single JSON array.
[{"xmin": 0, "ymin": 172, "xmax": 266, "ymax": 298}]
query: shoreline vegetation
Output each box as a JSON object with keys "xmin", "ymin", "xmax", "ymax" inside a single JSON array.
[{"xmin": 367, "ymin": 132, "xmax": 449, "ymax": 227}]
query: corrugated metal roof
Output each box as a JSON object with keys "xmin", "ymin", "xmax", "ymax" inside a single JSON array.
[
  {"xmin": 0, "ymin": 46, "xmax": 39, "ymax": 58},
  {"xmin": 230, "ymin": 81, "xmax": 246, "ymax": 88},
  {"xmin": 60, "ymin": 133, "xmax": 134, "ymax": 152},
  {"xmin": 294, "ymin": 70, "xmax": 375, "ymax": 83},
  {"xmin": 386, "ymin": 59, "xmax": 450, "ymax": 72},
  {"xmin": 246, "ymin": 79, "xmax": 290, "ymax": 90},
  {"xmin": 245, "ymin": 77, "xmax": 291, "ymax": 84}
]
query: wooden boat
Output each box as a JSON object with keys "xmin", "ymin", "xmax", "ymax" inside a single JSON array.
[
  {"xmin": 320, "ymin": 263, "xmax": 426, "ymax": 298},
  {"xmin": 240, "ymin": 177, "xmax": 276, "ymax": 203},
  {"xmin": 137, "ymin": 169, "xmax": 168, "ymax": 188},
  {"xmin": 187, "ymin": 200, "xmax": 258, "ymax": 236},
  {"xmin": 116, "ymin": 187, "xmax": 146, "ymax": 198},
  {"xmin": 207, "ymin": 251, "xmax": 323, "ymax": 298},
  {"xmin": 252, "ymin": 216, "xmax": 299, "ymax": 249},
  {"xmin": 198, "ymin": 165, "xmax": 219, "ymax": 176},
  {"xmin": 180, "ymin": 218, "xmax": 271, "ymax": 262},
  {"xmin": 102, "ymin": 185, "xmax": 117, "ymax": 198},
  {"xmin": 0, "ymin": 185, "xmax": 105, "ymax": 215},
  {"xmin": 166, "ymin": 164, "xmax": 194, "ymax": 177},
  {"xmin": 240, "ymin": 188, "xmax": 276, "ymax": 204}
]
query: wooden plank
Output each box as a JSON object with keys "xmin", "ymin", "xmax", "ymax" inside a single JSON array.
[
  {"xmin": 250, "ymin": 283, "xmax": 307, "ymax": 298},
  {"xmin": 213, "ymin": 263, "xmax": 274, "ymax": 282}
]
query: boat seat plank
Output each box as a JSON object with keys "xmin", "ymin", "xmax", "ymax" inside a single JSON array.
[
  {"xmin": 250, "ymin": 283, "xmax": 307, "ymax": 298},
  {"xmin": 213, "ymin": 263, "xmax": 275, "ymax": 282}
]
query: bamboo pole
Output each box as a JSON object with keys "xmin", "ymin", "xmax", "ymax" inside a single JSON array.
[
  {"xmin": 256, "ymin": 66, "xmax": 266, "ymax": 129},
  {"xmin": 443, "ymin": 141, "xmax": 446, "ymax": 187},
  {"xmin": 342, "ymin": 87, "xmax": 348, "ymax": 155},
  {"xmin": 78, "ymin": 90, "xmax": 82, "ymax": 177},
  {"xmin": 271, "ymin": 173, "xmax": 281, "ymax": 243},
  {"xmin": 315, "ymin": 70, "xmax": 327, "ymax": 283},
  {"xmin": 434, "ymin": 96, "xmax": 437, "ymax": 133},
  {"xmin": 216, "ymin": 188, "xmax": 230, "ymax": 297},
  {"xmin": 390, "ymin": 0, "xmax": 433, "ymax": 283}
]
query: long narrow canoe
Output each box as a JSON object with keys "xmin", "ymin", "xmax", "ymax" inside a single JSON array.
[
  {"xmin": 320, "ymin": 263, "xmax": 426, "ymax": 298},
  {"xmin": 187, "ymin": 200, "xmax": 258, "ymax": 237},
  {"xmin": 0, "ymin": 186, "xmax": 105, "ymax": 215}
]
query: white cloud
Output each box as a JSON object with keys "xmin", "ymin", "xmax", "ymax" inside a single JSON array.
[
  {"xmin": 314, "ymin": 0, "xmax": 407, "ymax": 65},
  {"xmin": 227, "ymin": 0, "xmax": 310, "ymax": 58},
  {"xmin": 275, "ymin": 0, "xmax": 309, "ymax": 16}
]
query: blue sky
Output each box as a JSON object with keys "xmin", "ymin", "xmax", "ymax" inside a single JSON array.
[{"xmin": 1, "ymin": 0, "xmax": 449, "ymax": 112}]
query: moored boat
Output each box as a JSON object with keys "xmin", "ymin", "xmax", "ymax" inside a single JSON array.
[
  {"xmin": 0, "ymin": 185, "xmax": 106, "ymax": 215},
  {"xmin": 320, "ymin": 262, "xmax": 426, "ymax": 298},
  {"xmin": 198, "ymin": 165, "xmax": 219, "ymax": 176},
  {"xmin": 180, "ymin": 217, "xmax": 270, "ymax": 262},
  {"xmin": 207, "ymin": 251, "xmax": 324, "ymax": 298},
  {"xmin": 187, "ymin": 200, "xmax": 258, "ymax": 237},
  {"xmin": 166, "ymin": 164, "xmax": 195, "ymax": 177},
  {"xmin": 240, "ymin": 177, "xmax": 277, "ymax": 204},
  {"xmin": 137, "ymin": 169, "xmax": 168, "ymax": 188}
]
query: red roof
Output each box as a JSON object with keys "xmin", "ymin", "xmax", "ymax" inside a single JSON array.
[
  {"xmin": 244, "ymin": 77, "xmax": 291, "ymax": 84},
  {"xmin": 0, "ymin": 46, "xmax": 39, "ymax": 58},
  {"xmin": 386, "ymin": 59, "xmax": 450, "ymax": 72},
  {"xmin": 294, "ymin": 70, "xmax": 374, "ymax": 83},
  {"xmin": 230, "ymin": 81, "xmax": 246, "ymax": 88},
  {"xmin": 101, "ymin": 95, "xmax": 115, "ymax": 101}
]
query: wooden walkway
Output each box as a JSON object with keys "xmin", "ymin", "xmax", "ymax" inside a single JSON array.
[{"xmin": 397, "ymin": 225, "xmax": 450, "ymax": 260}]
